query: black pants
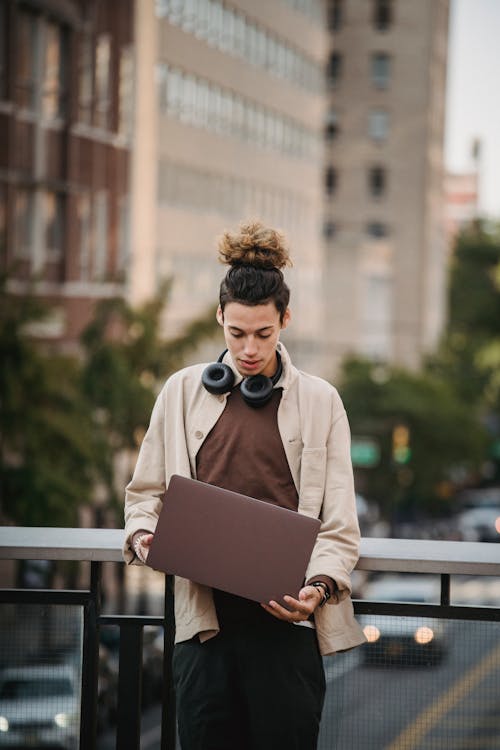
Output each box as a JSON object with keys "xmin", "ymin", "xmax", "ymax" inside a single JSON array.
[{"xmin": 172, "ymin": 617, "xmax": 326, "ymax": 750}]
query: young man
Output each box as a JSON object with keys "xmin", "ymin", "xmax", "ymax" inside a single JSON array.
[{"xmin": 123, "ymin": 222, "xmax": 365, "ymax": 749}]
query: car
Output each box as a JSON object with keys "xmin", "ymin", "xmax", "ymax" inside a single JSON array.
[
  {"xmin": 0, "ymin": 664, "xmax": 80, "ymax": 749},
  {"xmin": 360, "ymin": 575, "xmax": 446, "ymax": 666},
  {"xmin": 455, "ymin": 506, "xmax": 500, "ymax": 542}
]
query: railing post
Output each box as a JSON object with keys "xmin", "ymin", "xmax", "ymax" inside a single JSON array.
[
  {"xmin": 116, "ymin": 621, "xmax": 144, "ymax": 749},
  {"xmin": 80, "ymin": 561, "xmax": 101, "ymax": 749},
  {"xmin": 441, "ymin": 573, "xmax": 451, "ymax": 606},
  {"xmin": 161, "ymin": 574, "xmax": 176, "ymax": 750}
]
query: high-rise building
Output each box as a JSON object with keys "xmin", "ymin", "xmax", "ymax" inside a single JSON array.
[
  {"xmin": 324, "ymin": 0, "xmax": 450, "ymax": 371},
  {"xmin": 0, "ymin": 0, "xmax": 134, "ymax": 346},
  {"xmin": 130, "ymin": 0, "xmax": 330, "ymax": 373}
]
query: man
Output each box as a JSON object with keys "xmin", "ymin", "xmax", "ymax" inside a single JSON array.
[{"xmin": 123, "ymin": 222, "xmax": 365, "ymax": 749}]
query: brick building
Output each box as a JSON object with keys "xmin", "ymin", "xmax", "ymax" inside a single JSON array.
[{"xmin": 0, "ymin": 0, "xmax": 134, "ymax": 346}]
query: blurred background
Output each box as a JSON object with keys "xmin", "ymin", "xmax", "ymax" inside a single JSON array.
[{"xmin": 1, "ymin": 0, "xmax": 500, "ymax": 603}]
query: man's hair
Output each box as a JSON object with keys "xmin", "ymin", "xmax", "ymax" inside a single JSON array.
[{"xmin": 218, "ymin": 221, "xmax": 292, "ymax": 323}]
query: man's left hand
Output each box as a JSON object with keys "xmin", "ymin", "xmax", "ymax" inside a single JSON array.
[{"xmin": 261, "ymin": 585, "xmax": 323, "ymax": 622}]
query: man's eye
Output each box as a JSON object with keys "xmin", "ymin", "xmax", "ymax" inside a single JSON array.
[
  {"xmin": 258, "ymin": 334, "xmax": 271, "ymax": 339},
  {"xmin": 231, "ymin": 332, "xmax": 243, "ymax": 338}
]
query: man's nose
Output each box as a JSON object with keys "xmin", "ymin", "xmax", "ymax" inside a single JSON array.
[{"xmin": 243, "ymin": 337, "xmax": 258, "ymax": 355}]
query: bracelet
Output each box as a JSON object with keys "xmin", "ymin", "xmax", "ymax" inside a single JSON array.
[
  {"xmin": 310, "ymin": 581, "xmax": 331, "ymax": 607},
  {"xmin": 133, "ymin": 534, "xmax": 148, "ymax": 563}
]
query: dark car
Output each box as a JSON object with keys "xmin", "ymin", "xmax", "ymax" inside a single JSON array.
[{"xmin": 360, "ymin": 576, "xmax": 446, "ymax": 666}]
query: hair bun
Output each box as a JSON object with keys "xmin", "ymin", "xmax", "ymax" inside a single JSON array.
[{"xmin": 218, "ymin": 220, "xmax": 292, "ymax": 270}]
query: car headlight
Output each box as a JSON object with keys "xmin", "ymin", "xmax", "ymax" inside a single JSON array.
[
  {"xmin": 363, "ymin": 624, "xmax": 381, "ymax": 643},
  {"xmin": 54, "ymin": 712, "xmax": 74, "ymax": 728},
  {"xmin": 415, "ymin": 626, "xmax": 434, "ymax": 645},
  {"xmin": 0, "ymin": 716, "xmax": 9, "ymax": 732}
]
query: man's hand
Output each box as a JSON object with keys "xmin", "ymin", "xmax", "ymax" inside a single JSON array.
[
  {"xmin": 260, "ymin": 585, "xmax": 323, "ymax": 623},
  {"xmin": 132, "ymin": 532, "xmax": 154, "ymax": 563}
]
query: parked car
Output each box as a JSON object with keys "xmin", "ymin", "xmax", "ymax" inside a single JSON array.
[
  {"xmin": 0, "ymin": 664, "xmax": 79, "ymax": 749},
  {"xmin": 360, "ymin": 575, "xmax": 446, "ymax": 666}
]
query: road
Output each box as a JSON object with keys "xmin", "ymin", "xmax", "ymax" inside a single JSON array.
[{"xmin": 97, "ymin": 619, "xmax": 500, "ymax": 750}]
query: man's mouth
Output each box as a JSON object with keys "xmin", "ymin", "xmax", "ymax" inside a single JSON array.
[{"xmin": 240, "ymin": 359, "xmax": 260, "ymax": 369}]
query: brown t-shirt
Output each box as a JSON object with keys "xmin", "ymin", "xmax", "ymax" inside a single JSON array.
[{"xmin": 196, "ymin": 386, "xmax": 333, "ymax": 625}]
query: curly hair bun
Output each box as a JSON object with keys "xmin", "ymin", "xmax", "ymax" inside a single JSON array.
[{"xmin": 218, "ymin": 220, "xmax": 292, "ymax": 270}]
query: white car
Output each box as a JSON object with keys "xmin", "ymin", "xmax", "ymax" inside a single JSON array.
[
  {"xmin": 360, "ymin": 575, "xmax": 446, "ymax": 666},
  {"xmin": 0, "ymin": 665, "xmax": 80, "ymax": 749}
]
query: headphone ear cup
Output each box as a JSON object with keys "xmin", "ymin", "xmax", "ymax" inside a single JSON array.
[
  {"xmin": 240, "ymin": 375, "xmax": 274, "ymax": 407},
  {"xmin": 201, "ymin": 362, "xmax": 235, "ymax": 395}
]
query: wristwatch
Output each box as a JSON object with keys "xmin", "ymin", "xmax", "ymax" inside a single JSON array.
[{"xmin": 310, "ymin": 581, "xmax": 331, "ymax": 607}]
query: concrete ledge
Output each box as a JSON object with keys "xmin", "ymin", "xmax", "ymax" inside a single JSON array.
[{"xmin": 1, "ymin": 528, "xmax": 500, "ymax": 575}]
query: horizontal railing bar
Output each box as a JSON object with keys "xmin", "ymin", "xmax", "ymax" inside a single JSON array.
[
  {"xmin": 1, "ymin": 529, "xmax": 500, "ymax": 575},
  {"xmin": 354, "ymin": 600, "xmax": 500, "ymax": 622},
  {"xmin": 100, "ymin": 614, "xmax": 165, "ymax": 627},
  {"xmin": 0, "ymin": 588, "xmax": 92, "ymax": 605}
]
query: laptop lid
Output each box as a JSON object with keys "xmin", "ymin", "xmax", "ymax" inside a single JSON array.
[{"xmin": 146, "ymin": 474, "xmax": 321, "ymax": 605}]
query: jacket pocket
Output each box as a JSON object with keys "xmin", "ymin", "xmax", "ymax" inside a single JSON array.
[{"xmin": 299, "ymin": 447, "xmax": 327, "ymax": 516}]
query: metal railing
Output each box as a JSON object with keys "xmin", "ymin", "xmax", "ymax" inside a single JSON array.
[{"xmin": 1, "ymin": 528, "xmax": 500, "ymax": 750}]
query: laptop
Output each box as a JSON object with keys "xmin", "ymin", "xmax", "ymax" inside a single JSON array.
[{"xmin": 146, "ymin": 474, "xmax": 321, "ymax": 605}]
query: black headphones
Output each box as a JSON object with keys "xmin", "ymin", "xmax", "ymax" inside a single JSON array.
[{"xmin": 201, "ymin": 350, "xmax": 283, "ymax": 408}]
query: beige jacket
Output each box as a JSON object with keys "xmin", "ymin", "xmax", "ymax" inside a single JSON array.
[{"xmin": 124, "ymin": 343, "xmax": 366, "ymax": 656}]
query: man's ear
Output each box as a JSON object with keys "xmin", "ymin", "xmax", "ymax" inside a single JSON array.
[
  {"xmin": 216, "ymin": 306, "xmax": 224, "ymax": 326},
  {"xmin": 281, "ymin": 307, "xmax": 291, "ymax": 330}
]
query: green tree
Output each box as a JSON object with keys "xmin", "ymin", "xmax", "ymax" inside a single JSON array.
[
  {"xmin": 0, "ymin": 279, "xmax": 107, "ymax": 526},
  {"xmin": 80, "ymin": 282, "xmax": 222, "ymax": 516},
  {"xmin": 429, "ymin": 221, "xmax": 500, "ymax": 476},
  {"xmin": 338, "ymin": 358, "xmax": 486, "ymax": 521}
]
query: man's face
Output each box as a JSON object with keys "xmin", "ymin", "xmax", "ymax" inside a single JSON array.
[{"xmin": 216, "ymin": 301, "xmax": 290, "ymax": 378}]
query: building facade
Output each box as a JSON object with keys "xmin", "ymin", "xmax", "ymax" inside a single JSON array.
[
  {"xmin": 0, "ymin": 0, "xmax": 134, "ymax": 345},
  {"xmin": 324, "ymin": 0, "xmax": 450, "ymax": 371},
  {"xmin": 130, "ymin": 0, "xmax": 331, "ymax": 374}
]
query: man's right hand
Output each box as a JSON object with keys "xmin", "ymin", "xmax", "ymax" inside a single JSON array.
[{"xmin": 132, "ymin": 531, "xmax": 154, "ymax": 563}]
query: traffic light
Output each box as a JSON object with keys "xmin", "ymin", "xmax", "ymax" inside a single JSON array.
[{"xmin": 392, "ymin": 424, "xmax": 411, "ymax": 464}]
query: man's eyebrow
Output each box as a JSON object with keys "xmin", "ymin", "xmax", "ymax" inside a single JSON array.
[{"xmin": 228, "ymin": 325, "xmax": 275, "ymax": 332}]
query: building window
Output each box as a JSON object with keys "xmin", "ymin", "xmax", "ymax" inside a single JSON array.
[
  {"xmin": 368, "ymin": 109, "xmax": 390, "ymax": 141},
  {"xmin": 328, "ymin": 0, "xmax": 343, "ymax": 31},
  {"xmin": 78, "ymin": 193, "xmax": 91, "ymax": 280},
  {"xmin": 44, "ymin": 192, "xmax": 65, "ymax": 258},
  {"xmin": 79, "ymin": 34, "xmax": 94, "ymax": 124},
  {"xmin": 42, "ymin": 22, "xmax": 67, "ymax": 120},
  {"xmin": 323, "ymin": 220, "xmax": 337, "ymax": 239},
  {"xmin": 117, "ymin": 194, "xmax": 130, "ymax": 274},
  {"xmin": 325, "ymin": 166, "xmax": 338, "ymax": 196},
  {"xmin": 371, "ymin": 52, "xmax": 390, "ymax": 89},
  {"xmin": 118, "ymin": 46, "xmax": 134, "ymax": 138},
  {"xmin": 14, "ymin": 189, "xmax": 34, "ymax": 259},
  {"xmin": 373, "ymin": 0, "xmax": 393, "ymax": 31},
  {"xmin": 367, "ymin": 221, "xmax": 388, "ymax": 238},
  {"xmin": 325, "ymin": 108, "xmax": 339, "ymax": 141},
  {"xmin": 16, "ymin": 10, "xmax": 37, "ymax": 110},
  {"xmin": 93, "ymin": 190, "xmax": 108, "ymax": 279},
  {"xmin": 369, "ymin": 166, "xmax": 387, "ymax": 197},
  {"xmin": 327, "ymin": 52, "xmax": 342, "ymax": 86},
  {"xmin": 95, "ymin": 34, "xmax": 111, "ymax": 129}
]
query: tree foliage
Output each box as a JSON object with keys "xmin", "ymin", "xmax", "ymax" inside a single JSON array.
[
  {"xmin": 339, "ymin": 358, "xmax": 486, "ymax": 519},
  {"xmin": 0, "ymin": 279, "xmax": 107, "ymax": 526},
  {"xmin": 1, "ymin": 277, "xmax": 221, "ymax": 527}
]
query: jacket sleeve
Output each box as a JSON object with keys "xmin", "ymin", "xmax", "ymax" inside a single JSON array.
[
  {"xmin": 305, "ymin": 389, "xmax": 360, "ymax": 602},
  {"xmin": 123, "ymin": 386, "xmax": 167, "ymax": 564}
]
